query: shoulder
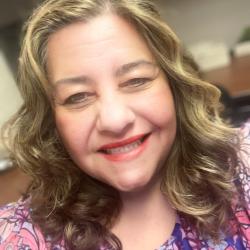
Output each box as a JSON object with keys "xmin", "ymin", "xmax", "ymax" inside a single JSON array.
[
  {"xmin": 237, "ymin": 121, "xmax": 250, "ymax": 166},
  {"xmin": 230, "ymin": 121, "xmax": 250, "ymax": 246},
  {"xmin": 0, "ymin": 198, "xmax": 49, "ymax": 249},
  {"xmin": 235, "ymin": 120, "xmax": 250, "ymax": 206}
]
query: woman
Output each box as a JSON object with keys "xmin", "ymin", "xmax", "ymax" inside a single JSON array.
[{"xmin": 0, "ymin": 0, "xmax": 249, "ymax": 249}]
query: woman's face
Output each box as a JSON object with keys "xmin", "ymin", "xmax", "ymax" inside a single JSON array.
[{"xmin": 47, "ymin": 14, "xmax": 176, "ymax": 192}]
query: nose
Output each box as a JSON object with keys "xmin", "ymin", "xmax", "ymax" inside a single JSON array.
[{"xmin": 96, "ymin": 95, "xmax": 135, "ymax": 135}]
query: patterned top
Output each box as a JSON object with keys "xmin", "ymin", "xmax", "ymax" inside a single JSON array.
[{"xmin": 0, "ymin": 122, "xmax": 250, "ymax": 250}]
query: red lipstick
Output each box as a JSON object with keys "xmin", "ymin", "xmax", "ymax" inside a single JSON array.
[
  {"xmin": 99, "ymin": 133, "xmax": 147, "ymax": 150},
  {"xmin": 98, "ymin": 133, "xmax": 151, "ymax": 162}
]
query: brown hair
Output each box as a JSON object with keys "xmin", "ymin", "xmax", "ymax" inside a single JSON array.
[{"xmin": 2, "ymin": 0, "xmax": 239, "ymax": 249}]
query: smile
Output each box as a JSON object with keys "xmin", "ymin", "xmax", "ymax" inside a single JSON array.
[
  {"xmin": 105, "ymin": 139, "xmax": 142, "ymax": 154},
  {"xmin": 98, "ymin": 133, "xmax": 151, "ymax": 161}
]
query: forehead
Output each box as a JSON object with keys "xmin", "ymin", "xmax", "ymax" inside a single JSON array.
[{"xmin": 46, "ymin": 14, "xmax": 155, "ymax": 83}]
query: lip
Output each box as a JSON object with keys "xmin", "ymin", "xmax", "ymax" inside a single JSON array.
[
  {"xmin": 97, "ymin": 133, "xmax": 151, "ymax": 162},
  {"xmin": 98, "ymin": 133, "xmax": 148, "ymax": 150}
]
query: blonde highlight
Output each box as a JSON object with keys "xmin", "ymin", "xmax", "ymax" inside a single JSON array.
[{"xmin": 2, "ymin": 0, "xmax": 240, "ymax": 248}]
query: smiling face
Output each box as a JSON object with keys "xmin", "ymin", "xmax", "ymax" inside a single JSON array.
[{"xmin": 47, "ymin": 14, "xmax": 176, "ymax": 192}]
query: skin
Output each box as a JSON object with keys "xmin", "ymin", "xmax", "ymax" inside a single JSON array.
[
  {"xmin": 47, "ymin": 13, "xmax": 177, "ymax": 249},
  {"xmin": 47, "ymin": 14, "xmax": 176, "ymax": 193}
]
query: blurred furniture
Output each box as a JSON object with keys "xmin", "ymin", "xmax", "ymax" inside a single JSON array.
[
  {"xmin": 203, "ymin": 55, "xmax": 250, "ymax": 96},
  {"xmin": 0, "ymin": 0, "xmax": 37, "ymax": 29},
  {"xmin": 202, "ymin": 55, "xmax": 250, "ymax": 126},
  {"xmin": 0, "ymin": 166, "xmax": 31, "ymax": 206},
  {"xmin": 0, "ymin": 148, "xmax": 31, "ymax": 206},
  {"xmin": 218, "ymin": 87, "xmax": 250, "ymax": 126},
  {"xmin": 231, "ymin": 93, "xmax": 250, "ymax": 125}
]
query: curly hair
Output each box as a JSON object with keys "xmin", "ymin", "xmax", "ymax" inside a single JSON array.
[{"xmin": 2, "ymin": 0, "xmax": 240, "ymax": 249}]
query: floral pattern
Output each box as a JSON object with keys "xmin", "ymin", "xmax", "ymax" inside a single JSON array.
[
  {"xmin": 1, "ymin": 121, "xmax": 250, "ymax": 250},
  {"xmin": 0, "ymin": 201, "xmax": 50, "ymax": 250}
]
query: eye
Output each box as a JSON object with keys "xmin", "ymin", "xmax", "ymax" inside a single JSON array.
[
  {"xmin": 64, "ymin": 92, "xmax": 95, "ymax": 106},
  {"xmin": 122, "ymin": 78, "xmax": 151, "ymax": 88}
]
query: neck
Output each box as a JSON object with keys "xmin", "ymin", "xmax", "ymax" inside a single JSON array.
[
  {"xmin": 111, "ymin": 179, "xmax": 177, "ymax": 250},
  {"xmin": 120, "ymin": 179, "xmax": 172, "ymax": 218}
]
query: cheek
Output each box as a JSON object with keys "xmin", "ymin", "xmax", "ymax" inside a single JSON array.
[
  {"xmin": 135, "ymin": 85, "xmax": 176, "ymax": 129},
  {"xmin": 150, "ymin": 98, "xmax": 175, "ymax": 127},
  {"xmin": 54, "ymin": 109, "xmax": 93, "ymax": 153},
  {"xmin": 152, "ymin": 83, "xmax": 176, "ymax": 126}
]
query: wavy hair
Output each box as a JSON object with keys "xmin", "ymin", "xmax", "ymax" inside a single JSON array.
[{"xmin": 2, "ymin": 0, "xmax": 240, "ymax": 249}]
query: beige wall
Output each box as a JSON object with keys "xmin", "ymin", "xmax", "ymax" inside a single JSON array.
[
  {"xmin": 0, "ymin": 50, "xmax": 22, "ymax": 154},
  {"xmin": 156, "ymin": 0, "xmax": 250, "ymax": 48}
]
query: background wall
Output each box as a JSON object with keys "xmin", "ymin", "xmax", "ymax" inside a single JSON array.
[
  {"xmin": 156, "ymin": 0, "xmax": 250, "ymax": 48},
  {"xmin": 0, "ymin": 50, "xmax": 22, "ymax": 154},
  {"xmin": 0, "ymin": 51, "xmax": 22, "ymax": 123}
]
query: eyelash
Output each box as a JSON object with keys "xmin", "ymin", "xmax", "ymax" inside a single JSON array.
[
  {"xmin": 62, "ymin": 78, "xmax": 152, "ymax": 107},
  {"xmin": 122, "ymin": 77, "xmax": 151, "ymax": 88},
  {"xmin": 64, "ymin": 92, "xmax": 94, "ymax": 106}
]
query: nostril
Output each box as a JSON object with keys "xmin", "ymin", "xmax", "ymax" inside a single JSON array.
[{"xmin": 96, "ymin": 102, "xmax": 135, "ymax": 134}]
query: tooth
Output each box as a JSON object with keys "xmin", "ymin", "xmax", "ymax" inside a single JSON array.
[{"xmin": 106, "ymin": 139, "xmax": 142, "ymax": 154}]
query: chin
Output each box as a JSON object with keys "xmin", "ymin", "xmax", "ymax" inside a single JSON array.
[{"xmin": 113, "ymin": 175, "xmax": 153, "ymax": 193}]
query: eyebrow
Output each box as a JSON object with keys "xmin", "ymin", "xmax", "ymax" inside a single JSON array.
[
  {"xmin": 53, "ymin": 59, "xmax": 156, "ymax": 86},
  {"xmin": 115, "ymin": 60, "xmax": 157, "ymax": 77},
  {"xmin": 54, "ymin": 75, "xmax": 89, "ymax": 86}
]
